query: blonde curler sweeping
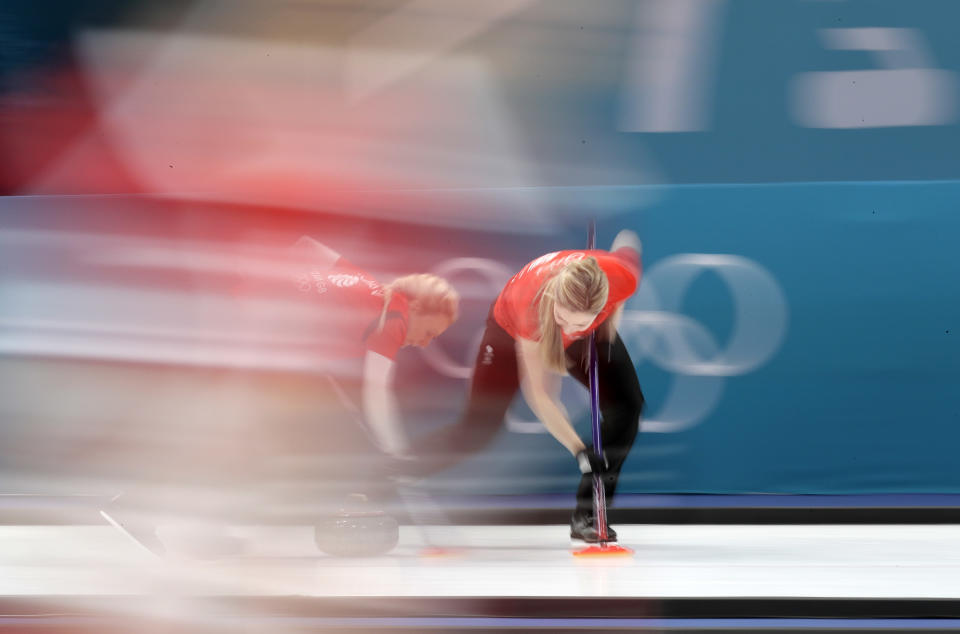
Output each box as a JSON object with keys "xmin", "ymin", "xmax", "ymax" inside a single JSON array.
[{"xmin": 535, "ymin": 257, "xmax": 608, "ymax": 373}]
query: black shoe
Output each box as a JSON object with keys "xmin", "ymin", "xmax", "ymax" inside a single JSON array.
[{"xmin": 570, "ymin": 514, "xmax": 618, "ymax": 543}]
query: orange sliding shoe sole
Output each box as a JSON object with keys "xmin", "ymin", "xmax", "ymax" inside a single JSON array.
[{"xmin": 572, "ymin": 543, "xmax": 634, "ymax": 557}]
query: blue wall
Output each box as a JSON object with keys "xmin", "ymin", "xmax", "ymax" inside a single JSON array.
[
  {"xmin": 419, "ymin": 181, "xmax": 960, "ymax": 495},
  {"xmin": 615, "ymin": 180, "xmax": 960, "ymax": 493}
]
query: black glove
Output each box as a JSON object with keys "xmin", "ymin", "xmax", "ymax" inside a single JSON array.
[{"xmin": 576, "ymin": 447, "xmax": 608, "ymax": 474}]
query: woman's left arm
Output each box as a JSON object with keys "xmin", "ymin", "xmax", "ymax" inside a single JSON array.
[{"xmin": 516, "ymin": 338, "xmax": 586, "ymax": 456}]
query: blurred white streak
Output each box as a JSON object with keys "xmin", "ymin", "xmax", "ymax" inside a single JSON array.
[
  {"xmin": 789, "ymin": 28, "xmax": 959, "ymax": 128},
  {"xmin": 0, "ymin": 282, "xmax": 349, "ymax": 373},
  {"xmin": 346, "ymin": 0, "xmax": 536, "ymax": 100},
  {"xmin": 0, "ymin": 228, "xmax": 292, "ymax": 279},
  {"xmin": 620, "ymin": 0, "xmax": 726, "ymax": 132},
  {"xmin": 0, "ymin": 226, "xmax": 368, "ymax": 373}
]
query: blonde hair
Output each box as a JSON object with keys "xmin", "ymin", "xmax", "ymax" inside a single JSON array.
[
  {"xmin": 536, "ymin": 256, "xmax": 609, "ymax": 373},
  {"xmin": 379, "ymin": 273, "xmax": 459, "ymax": 331}
]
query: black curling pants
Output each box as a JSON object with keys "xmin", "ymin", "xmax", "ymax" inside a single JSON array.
[
  {"xmin": 415, "ymin": 308, "xmax": 645, "ymax": 518},
  {"xmin": 564, "ymin": 334, "xmax": 644, "ymax": 518}
]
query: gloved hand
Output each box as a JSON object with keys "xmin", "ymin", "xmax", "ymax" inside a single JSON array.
[{"xmin": 576, "ymin": 447, "xmax": 608, "ymax": 474}]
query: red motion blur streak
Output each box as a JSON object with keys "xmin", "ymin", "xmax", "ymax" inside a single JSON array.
[
  {"xmin": 0, "ymin": 69, "xmax": 143, "ymax": 195},
  {"xmin": 1, "ymin": 53, "xmax": 439, "ymax": 216}
]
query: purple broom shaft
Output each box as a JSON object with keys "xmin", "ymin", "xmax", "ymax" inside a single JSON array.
[{"xmin": 586, "ymin": 220, "xmax": 608, "ymax": 541}]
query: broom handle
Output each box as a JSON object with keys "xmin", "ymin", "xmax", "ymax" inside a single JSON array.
[{"xmin": 586, "ymin": 221, "xmax": 609, "ymax": 542}]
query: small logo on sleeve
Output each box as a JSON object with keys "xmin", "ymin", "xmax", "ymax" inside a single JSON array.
[{"xmin": 481, "ymin": 345, "xmax": 495, "ymax": 366}]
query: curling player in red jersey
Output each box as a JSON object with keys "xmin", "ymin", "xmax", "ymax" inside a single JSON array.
[
  {"xmin": 101, "ymin": 237, "xmax": 460, "ymax": 558},
  {"xmin": 290, "ymin": 236, "xmax": 460, "ymax": 461},
  {"xmin": 413, "ymin": 231, "xmax": 645, "ymax": 543}
]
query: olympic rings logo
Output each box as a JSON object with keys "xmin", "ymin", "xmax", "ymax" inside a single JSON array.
[{"xmin": 424, "ymin": 254, "xmax": 788, "ymax": 433}]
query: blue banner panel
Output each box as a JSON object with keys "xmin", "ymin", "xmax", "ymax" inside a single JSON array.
[{"xmin": 418, "ymin": 181, "xmax": 960, "ymax": 495}]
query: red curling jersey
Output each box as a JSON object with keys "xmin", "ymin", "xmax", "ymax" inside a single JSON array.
[
  {"xmin": 493, "ymin": 249, "xmax": 640, "ymax": 347},
  {"xmin": 297, "ymin": 257, "xmax": 409, "ymax": 360}
]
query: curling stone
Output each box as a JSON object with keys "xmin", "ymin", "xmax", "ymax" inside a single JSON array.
[{"xmin": 315, "ymin": 494, "xmax": 399, "ymax": 557}]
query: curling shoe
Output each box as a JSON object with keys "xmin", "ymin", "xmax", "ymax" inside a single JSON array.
[{"xmin": 570, "ymin": 513, "xmax": 618, "ymax": 543}]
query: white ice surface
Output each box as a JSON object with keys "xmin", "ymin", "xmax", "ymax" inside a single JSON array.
[{"xmin": 0, "ymin": 524, "xmax": 958, "ymax": 598}]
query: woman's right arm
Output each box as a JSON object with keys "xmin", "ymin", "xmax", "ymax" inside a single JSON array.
[
  {"xmin": 361, "ymin": 350, "xmax": 410, "ymax": 458},
  {"xmin": 516, "ymin": 338, "xmax": 586, "ymax": 457}
]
